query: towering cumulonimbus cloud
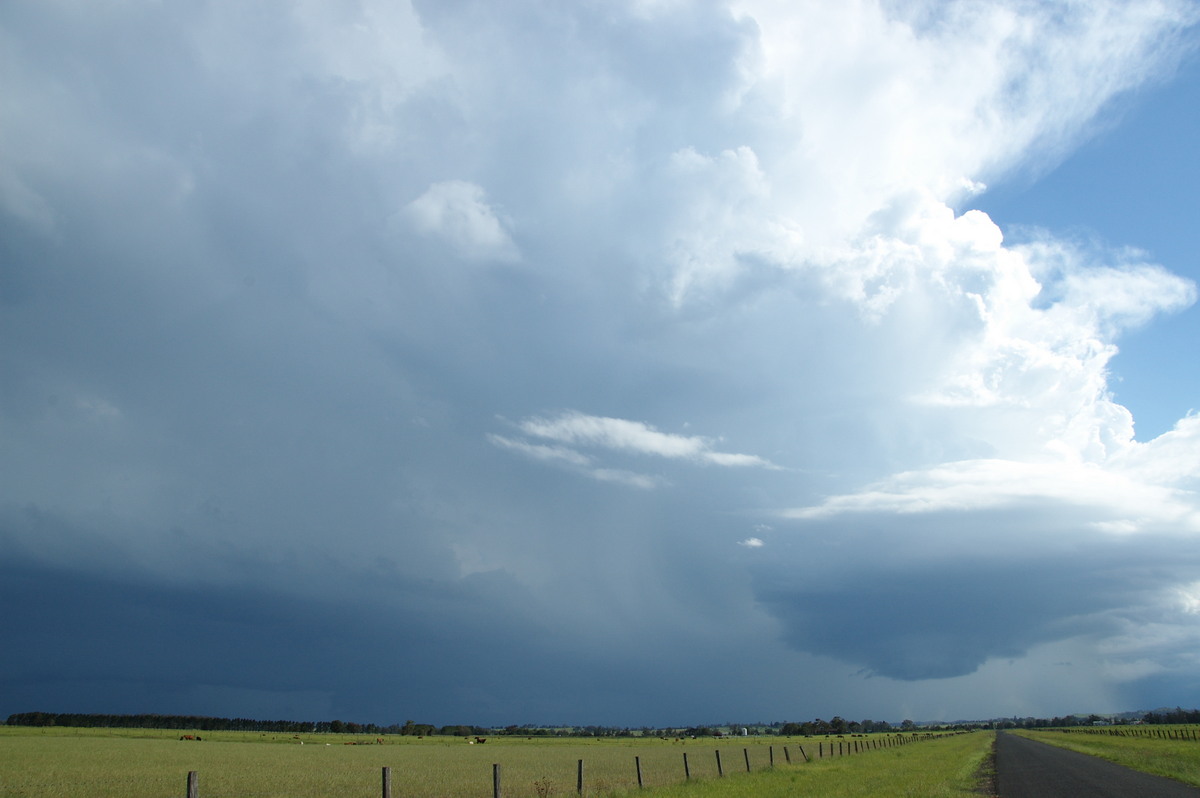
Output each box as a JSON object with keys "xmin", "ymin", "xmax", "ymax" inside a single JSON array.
[{"xmin": 1, "ymin": 0, "xmax": 1199, "ymax": 724}]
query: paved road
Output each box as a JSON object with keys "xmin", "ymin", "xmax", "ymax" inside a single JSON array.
[{"xmin": 996, "ymin": 731, "xmax": 1200, "ymax": 798}]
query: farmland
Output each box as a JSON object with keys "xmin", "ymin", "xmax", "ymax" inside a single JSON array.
[
  {"xmin": 0, "ymin": 726, "xmax": 989, "ymax": 798},
  {"xmin": 635, "ymin": 730, "xmax": 994, "ymax": 798}
]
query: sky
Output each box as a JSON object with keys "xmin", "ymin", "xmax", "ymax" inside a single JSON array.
[{"xmin": 3, "ymin": 0, "xmax": 1200, "ymax": 728}]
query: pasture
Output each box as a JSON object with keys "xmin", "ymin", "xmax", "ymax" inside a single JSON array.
[
  {"xmin": 0, "ymin": 726, "xmax": 982, "ymax": 798},
  {"xmin": 1011, "ymin": 727, "xmax": 1200, "ymax": 787},
  {"xmin": 637, "ymin": 730, "xmax": 994, "ymax": 798}
]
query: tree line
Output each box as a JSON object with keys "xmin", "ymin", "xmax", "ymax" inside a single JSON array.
[
  {"xmin": 1142, "ymin": 708, "xmax": 1200, "ymax": 725},
  {"xmin": 4, "ymin": 712, "xmax": 908, "ymax": 736},
  {"xmin": 990, "ymin": 708, "xmax": 1200, "ymax": 729},
  {"xmin": 9, "ymin": 709, "xmax": 1198, "ymax": 735},
  {"xmin": 3, "ymin": 713, "xmax": 486, "ymax": 737},
  {"xmin": 775, "ymin": 717, "xmax": 906, "ymax": 736}
]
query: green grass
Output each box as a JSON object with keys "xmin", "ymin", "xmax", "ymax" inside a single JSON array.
[
  {"xmin": 624, "ymin": 731, "xmax": 995, "ymax": 798},
  {"xmin": 0, "ymin": 727, "xmax": 991, "ymax": 798},
  {"xmin": 1012, "ymin": 728, "xmax": 1200, "ymax": 787}
]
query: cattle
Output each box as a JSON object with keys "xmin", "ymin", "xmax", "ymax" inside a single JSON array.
[{"xmin": 474, "ymin": 737, "xmax": 487, "ymax": 744}]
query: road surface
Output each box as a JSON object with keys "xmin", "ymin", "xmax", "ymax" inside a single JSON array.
[{"xmin": 996, "ymin": 731, "xmax": 1200, "ymax": 798}]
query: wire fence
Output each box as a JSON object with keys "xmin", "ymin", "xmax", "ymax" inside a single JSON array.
[{"xmin": 17, "ymin": 733, "xmax": 943, "ymax": 798}]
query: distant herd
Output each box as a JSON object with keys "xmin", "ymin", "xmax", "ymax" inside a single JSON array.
[{"xmin": 178, "ymin": 733, "xmax": 486, "ymax": 745}]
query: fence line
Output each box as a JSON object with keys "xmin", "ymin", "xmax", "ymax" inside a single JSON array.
[
  {"xmin": 1047, "ymin": 725, "xmax": 1200, "ymax": 741},
  {"xmin": 166, "ymin": 733, "xmax": 958, "ymax": 797}
]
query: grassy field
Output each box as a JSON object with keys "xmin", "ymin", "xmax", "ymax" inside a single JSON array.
[
  {"xmin": 0, "ymin": 726, "xmax": 987, "ymax": 798},
  {"xmin": 1012, "ymin": 727, "xmax": 1200, "ymax": 787},
  {"xmin": 632, "ymin": 730, "xmax": 994, "ymax": 798}
]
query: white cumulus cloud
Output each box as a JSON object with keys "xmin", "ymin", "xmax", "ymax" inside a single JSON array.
[{"xmin": 405, "ymin": 180, "xmax": 519, "ymax": 262}]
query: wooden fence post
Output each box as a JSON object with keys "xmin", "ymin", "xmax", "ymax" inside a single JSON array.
[
  {"xmin": 743, "ymin": 748, "xmax": 751, "ymax": 772},
  {"xmin": 783, "ymin": 746, "xmax": 791, "ymax": 764},
  {"xmin": 577, "ymin": 759, "xmax": 584, "ymax": 795},
  {"xmin": 798, "ymin": 745, "xmax": 809, "ymax": 762},
  {"xmin": 493, "ymin": 763, "xmax": 501, "ymax": 798},
  {"xmin": 683, "ymin": 752, "xmax": 690, "ymax": 780},
  {"xmin": 769, "ymin": 745, "xmax": 774, "ymax": 767},
  {"xmin": 715, "ymin": 749, "xmax": 724, "ymax": 777},
  {"xmin": 186, "ymin": 771, "xmax": 198, "ymax": 798},
  {"xmin": 635, "ymin": 756, "xmax": 643, "ymax": 789},
  {"xmin": 382, "ymin": 766, "xmax": 392, "ymax": 798}
]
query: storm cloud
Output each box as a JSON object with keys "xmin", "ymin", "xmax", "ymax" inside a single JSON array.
[{"xmin": 3, "ymin": 0, "xmax": 1200, "ymax": 725}]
